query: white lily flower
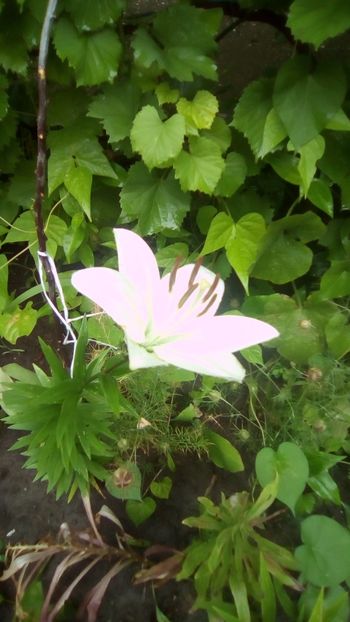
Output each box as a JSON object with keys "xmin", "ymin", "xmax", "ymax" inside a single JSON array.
[{"xmin": 71, "ymin": 229, "xmax": 278, "ymax": 381}]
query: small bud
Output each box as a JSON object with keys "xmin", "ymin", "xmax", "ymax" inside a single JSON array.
[
  {"xmin": 313, "ymin": 419, "xmax": 327, "ymax": 433},
  {"xmin": 238, "ymin": 428, "xmax": 250, "ymax": 441},
  {"xmin": 299, "ymin": 319, "xmax": 312, "ymax": 329},
  {"xmin": 307, "ymin": 367, "xmax": 323, "ymax": 382}
]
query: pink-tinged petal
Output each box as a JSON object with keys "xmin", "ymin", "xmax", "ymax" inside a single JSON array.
[
  {"xmin": 151, "ymin": 264, "xmax": 225, "ymax": 338},
  {"xmin": 126, "ymin": 338, "xmax": 167, "ymax": 370},
  {"xmin": 154, "ymin": 343, "xmax": 246, "ymax": 381},
  {"xmin": 163, "ymin": 315, "xmax": 279, "ymax": 353},
  {"xmin": 114, "ymin": 229, "xmax": 160, "ymax": 320},
  {"xmin": 71, "ymin": 267, "xmax": 146, "ymax": 342}
]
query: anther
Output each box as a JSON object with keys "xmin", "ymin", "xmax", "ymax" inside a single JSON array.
[
  {"xmin": 169, "ymin": 255, "xmax": 183, "ymax": 292},
  {"xmin": 188, "ymin": 257, "xmax": 203, "ymax": 287},
  {"xmin": 202, "ymin": 273, "xmax": 220, "ymax": 303},
  {"xmin": 198, "ymin": 293, "xmax": 217, "ymax": 317},
  {"xmin": 178, "ymin": 283, "xmax": 199, "ymax": 308}
]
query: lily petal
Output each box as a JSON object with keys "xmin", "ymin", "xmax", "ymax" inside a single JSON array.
[
  {"xmin": 126, "ymin": 338, "xmax": 167, "ymax": 370},
  {"xmin": 154, "ymin": 343, "xmax": 246, "ymax": 381},
  {"xmin": 114, "ymin": 228, "xmax": 160, "ymax": 323},
  {"xmin": 71, "ymin": 267, "xmax": 147, "ymax": 342}
]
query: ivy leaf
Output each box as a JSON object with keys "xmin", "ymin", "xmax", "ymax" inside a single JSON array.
[
  {"xmin": 232, "ymin": 78, "xmax": 286, "ymax": 158},
  {"xmin": 202, "ymin": 212, "xmax": 235, "ymax": 255},
  {"xmin": 308, "ymin": 178, "xmax": 333, "ymax": 217},
  {"xmin": 273, "ymin": 57, "xmax": 346, "ymax": 148},
  {"xmin": 256, "ymin": 442, "xmax": 309, "ymax": 513},
  {"xmin": 226, "ymin": 213, "xmax": 266, "ymax": 293},
  {"xmin": 120, "ymin": 162, "xmax": 190, "ymax": 235},
  {"xmin": 131, "ymin": 106, "xmax": 185, "ymax": 170},
  {"xmin": 214, "ymin": 152, "xmax": 247, "ymax": 197},
  {"xmin": 177, "ymin": 90, "xmax": 218, "ymax": 132},
  {"xmin": 64, "ymin": 165, "xmax": 92, "ymax": 220},
  {"xmin": 297, "ymin": 135, "xmax": 325, "ymax": 196},
  {"xmin": 288, "ymin": 0, "xmax": 350, "ymax": 48},
  {"xmin": 54, "ymin": 18, "xmax": 122, "ymax": 86},
  {"xmin": 88, "ymin": 81, "xmax": 140, "ymax": 144},
  {"xmin": 63, "ymin": 0, "xmax": 125, "ymax": 31},
  {"xmin": 174, "ymin": 137, "xmax": 225, "ymax": 194}
]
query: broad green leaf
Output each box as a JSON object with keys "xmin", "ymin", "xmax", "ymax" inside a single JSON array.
[
  {"xmin": 150, "ymin": 476, "xmax": 172, "ymax": 499},
  {"xmin": 120, "ymin": 162, "xmax": 190, "ymax": 235},
  {"xmin": 259, "ymin": 107, "xmax": 287, "ymax": 158},
  {"xmin": 308, "ymin": 589, "xmax": 324, "ymax": 622},
  {"xmin": 131, "ymin": 106, "xmax": 185, "ymax": 169},
  {"xmin": 256, "ymin": 442, "xmax": 309, "ymax": 512},
  {"xmin": 308, "ymin": 472, "xmax": 342, "ymax": 506},
  {"xmin": 252, "ymin": 232, "xmax": 312, "ymax": 284},
  {"xmin": 226, "ymin": 213, "xmax": 266, "ymax": 292},
  {"xmin": 202, "ymin": 212, "xmax": 235, "ymax": 255},
  {"xmin": 63, "ymin": 0, "xmax": 125, "ymax": 31},
  {"xmin": 7, "ymin": 159, "xmax": 36, "ymax": 208},
  {"xmin": 0, "ymin": 303, "xmax": 37, "ymax": 344},
  {"xmin": 267, "ymin": 151, "xmax": 301, "ymax": 185},
  {"xmin": 64, "ymin": 165, "xmax": 92, "ymax": 219},
  {"xmin": 214, "ymin": 152, "xmax": 247, "ymax": 197},
  {"xmin": 174, "ymin": 137, "xmax": 225, "ymax": 194},
  {"xmin": 54, "ymin": 18, "xmax": 122, "ymax": 86},
  {"xmin": 106, "ymin": 462, "xmax": 141, "ymax": 501},
  {"xmin": 4, "ymin": 211, "xmax": 67, "ymax": 258},
  {"xmin": 177, "ymin": 90, "xmax": 218, "ymax": 132},
  {"xmin": 196, "ymin": 205, "xmax": 217, "ymax": 235},
  {"xmin": 325, "ymin": 312, "xmax": 350, "ymax": 359},
  {"xmin": 308, "ymin": 178, "xmax": 333, "ymax": 217},
  {"xmin": 88, "ymin": 81, "xmax": 140, "ymax": 144},
  {"xmin": 163, "ymin": 46, "xmax": 217, "ymax": 82},
  {"xmin": 205, "ymin": 429, "xmax": 244, "ymax": 473},
  {"xmin": 326, "ymin": 108, "xmax": 350, "ymax": 132},
  {"xmin": 0, "ymin": 254, "xmax": 9, "ymax": 312},
  {"xmin": 153, "ymin": 4, "xmax": 221, "ymax": 53},
  {"xmin": 202, "ymin": 116, "xmax": 232, "ymax": 153},
  {"xmin": 126, "ymin": 497, "xmax": 156, "ymax": 526},
  {"xmin": 155, "ymin": 82, "xmax": 179, "ymax": 105},
  {"xmin": 319, "ymin": 260, "xmax": 350, "ymax": 300},
  {"xmin": 297, "ymin": 135, "xmax": 325, "ymax": 195},
  {"xmin": 156, "ymin": 243, "xmax": 189, "ymax": 270},
  {"xmin": 240, "ymin": 344, "xmax": 263, "ymax": 366},
  {"xmin": 232, "ymin": 78, "xmax": 274, "ymax": 157},
  {"xmin": 288, "ymin": 0, "xmax": 350, "ymax": 48},
  {"xmin": 295, "ymin": 515, "xmax": 350, "ymax": 587},
  {"xmin": 131, "ymin": 28, "xmax": 163, "ymax": 71},
  {"xmin": 156, "ymin": 606, "xmax": 172, "ymax": 622},
  {"xmin": 273, "ymin": 57, "xmax": 346, "ymax": 148}
]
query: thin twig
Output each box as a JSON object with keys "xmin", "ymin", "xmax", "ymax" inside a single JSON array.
[{"xmin": 34, "ymin": 0, "xmax": 58, "ymax": 303}]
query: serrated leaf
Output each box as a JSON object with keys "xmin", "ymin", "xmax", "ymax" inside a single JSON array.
[
  {"xmin": 202, "ymin": 212, "xmax": 235, "ymax": 255},
  {"xmin": 177, "ymin": 90, "xmax": 218, "ymax": 131},
  {"xmin": 256, "ymin": 442, "xmax": 309, "ymax": 513},
  {"xmin": 226, "ymin": 213, "xmax": 266, "ymax": 292},
  {"xmin": 202, "ymin": 116, "xmax": 232, "ymax": 153},
  {"xmin": 63, "ymin": 0, "xmax": 125, "ymax": 31},
  {"xmin": 64, "ymin": 165, "xmax": 92, "ymax": 219},
  {"xmin": 297, "ymin": 135, "xmax": 325, "ymax": 195},
  {"xmin": 174, "ymin": 136, "xmax": 224, "ymax": 194},
  {"xmin": 156, "ymin": 243, "xmax": 189, "ymax": 270},
  {"xmin": 120, "ymin": 162, "xmax": 190, "ymax": 235},
  {"xmin": 287, "ymin": 0, "xmax": 350, "ymax": 48},
  {"xmin": 214, "ymin": 152, "xmax": 247, "ymax": 197},
  {"xmin": 54, "ymin": 17, "xmax": 122, "ymax": 86},
  {"xmin": 273, "ymin": 57, "xmax": 346, "ymax": 148},
  {"xmin": 155, "ymin": 82, "xmax": 179, "ymax": 105},
  {"xmin": 131, "ymin": 106, "xmax": 185, "ymax": 169},
  {"xmin": 88, "ymin": 81, "xmax": 140, "ymax": 143},
  {"xmin": 132, "ymin": 27, "xmax": 163, "ymax": 71}
]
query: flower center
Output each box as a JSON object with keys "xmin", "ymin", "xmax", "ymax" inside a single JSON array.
[{"xmin": 169, "ymin": 257, "xmax": 220, "ymax": 317}]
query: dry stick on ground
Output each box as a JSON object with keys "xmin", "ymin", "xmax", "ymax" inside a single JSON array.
[{"xmin": 34, "ymin": 0, "xmax": 58, "ymax": 305}]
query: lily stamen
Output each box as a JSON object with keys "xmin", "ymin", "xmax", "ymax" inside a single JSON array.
[
  {"xmin": 198, "ymin": 294, "xmax": 217, "ymax": 317},
  {"xmin": 169, "ymin": 256, "xmax": 183, "ymax": 292},
  {"xmin": 188, "ymin": 257, "xmax": 203, "ymax": 288},
  {"xmin": 202, "ymin": 273, "xmax": 220, "ymax": 303},
  {"xmin": 178, "ymin": 283, "xmax": 199, "ymax": 308}
]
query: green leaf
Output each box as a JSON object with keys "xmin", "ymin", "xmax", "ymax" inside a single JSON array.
[
  {"xmin": 120, "ymin": 162, "xmax": 190, "ymax": 235},
  {"xmin": 174, "ymin": 137, "xmax": 225, "ymax": 194},
  {"xmin": 308, "ymin": 589, "xmax": 324, "ymax": 622},
  {"xmin": 273, "ymin": 57, "xmax": 346, "ymax": 148},
  {"xmin": 126, "ymin": 497, "xmax": 156, "ymax": 526},
  {"xmin": 0, "ymin": 303, "xmax": 37, "ymax": 344},
  {"xmin": 132, "ymin": 27, "xmax": 163, "ymax": 72},
  {"xmin": 326, "ymin": 108, "xmax": 350, "ymax": 132},
  {"xmin": 131, "ymin": 106, "xmax": 185, "ymax": 169},
  {"xmin": 156, "ymin": 606, "xmax": 172, "ymax": 622},
  {"xmin": 156, "ymin": 243, "xmax": 189, "ymax": 270},
  {"xmin": 202, "ymin": 116, "xmax": 232, "ymax": 153},
  {"xmin": 308, "ymin": 178, "xmax": 333, "ymax": 217},
  {"xmin": 0, "ymin": 254, "xmax": 9, "ymax": 312},
  {"xmin": 63, "ymin": 0, "xmax": 125, "ymax": 31},
  {"xmin": 308, "ymin": 472, "xmax": 342, "ymax": 506},
  {"xmin": 325, "ymin": 312, "xmax": 350, "ymax": 359},
  {"xmin": 54, "ymin": 18, "xmax": 122, "ymax": 86},
  {"xmin": 205, "ymin": 429, "xmax": 244, "ymax": 473},
  {"xmin": 267, "ymin": 151, "xmax": 301, "ymax": 185},
  {"xmin": 174, "ymin": 404, "xmax": 200, "ymax": 422},
  {"xmin": 319, "ymin": 260, "xmax": 350, "ymax": 300},
  {"xmin": 177, "ymin": 90, "xmax": 218, "ymax": 132},
  {"xmin": 155, "ymin": 82, "xmax": 180, "ymax": 105},
  {"xmin": 106, "ymin": 462, "xmax": 142, "ymax": 501},
  {"xmin": 295, "ymin": 515, "xmax": 350, "ymax": 587},
  {"xmin": 297, "ymin": 135, "xmax": 325, "ymax": 196},
  {"xmin": 226, "ymin": 213, "xmax": 266, "ymax": 292},
  {"xmin": 196, "ymin": 205, "xmax": 217, "ymax": 235},
  {"xmin": 88, "ymin": 81, "xmax": 140, "ymax": 144},
  {"xmin": 260, "ymin": 553, "xmax": 276, "ymax": 622},
  {"xmin": 214, "ymin": 152, "xmax": 247, "ymax": 197},
  {"xmin": 256, "ymin": 442, "xmax": 309, "ymax": 513},
  {"xmin": 64, "ymin": 165, "xmax": 92, "ymax": 219},
  {"xmin": 233, "ymin": 78, "xmax": 286, "ymax": 158},
  {"xmin": 202, "ymin": 212, "xmax": 235, "ymax": 255},
  {"xmin": 150, "ymin": 476, "xmax": 172, "ymax": 499},
  {"xmin": 288, "ymin": 0, "xmax": 350, "ymax": 48}
]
